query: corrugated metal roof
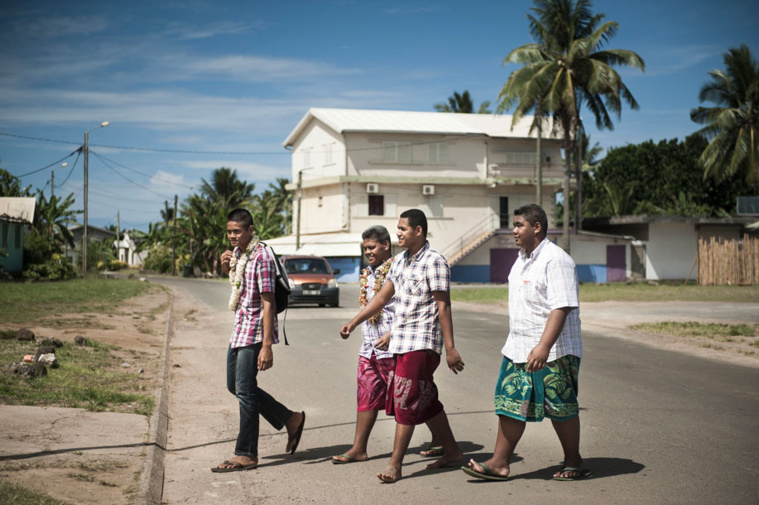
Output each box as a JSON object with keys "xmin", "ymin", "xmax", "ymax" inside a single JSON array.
[
  {"xmin": 283, "ymin": 108, "xmax": 559, "ymax": 146},
  {"xmin": 0, "ymin": 197, "xmax": 36, "ymax": 224}
]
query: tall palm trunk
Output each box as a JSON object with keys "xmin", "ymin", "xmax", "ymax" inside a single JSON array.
[
  {"xmin": 536, "ymin": 122, "xmax": 543, "ymax": 206},
  {"xmin": 562, "ymin": 133, "xmax": 572, "ymax": 253},
  {"xmin": 575, "ymin": 136, "xmax": 583, "ymax": 231}
]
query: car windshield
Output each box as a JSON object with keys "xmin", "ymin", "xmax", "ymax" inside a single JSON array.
[{"xmin": 285, "ymin": 258, "xmax": 330, "ymax": 275}]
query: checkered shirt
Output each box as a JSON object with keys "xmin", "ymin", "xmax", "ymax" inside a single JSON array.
[
  {"xmin": 359, "ymin": 263, "xmax": 395, "ymax": 360},
  {"xmin": 230, "ymin": 244, "xmax": 279, "ymax": 348},
  {"xmin": 387, "ymin": 241, "xmax": 449, "ymax": 355},
  {"xmin": 502, "ymin": 238, "xmax": 582, "ymax": 363}
]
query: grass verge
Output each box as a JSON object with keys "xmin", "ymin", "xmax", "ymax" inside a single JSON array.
[
  {"xmin": 450, "ymin": 283, "xmax": 759, "ymax": 304},
  {"xmin": 0, "ymin": 337, "xmax": 154, "ymax": 416},
  {"xmin": 0, "ymin": 480, "xmax": 71, "ymax": 505},
  {"xmin": 0, "ymin": 277, "xmax": 152, "ymax": 325},
  {"xmin": 629, "ymin": 321, "xmax": 757, "ymax": 340}
]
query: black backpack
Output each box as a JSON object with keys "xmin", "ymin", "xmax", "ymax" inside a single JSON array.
[{"xmin": 261, "ymin": 242, "xmax": 292, "ymax": 344}]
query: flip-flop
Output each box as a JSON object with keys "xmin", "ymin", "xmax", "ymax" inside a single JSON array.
[
  {"xmin": 420, "ymin": 446, "xmax": 444, "ymax": 457},
  {"xmin": 332, "ymin": 453, "xmax": 362, "ymax": 464},
  {"xmin": 553, "ymin": 467, "xmax": 592, "ymax": 481},
  {"xmin": 287, "ymin": 411, "xmax": 306, "ymax": 455},
  {"xmin": 211, "ymin": 460, "xmax": 257, "ymax": 473},
  {"xmin": 461, "ymin": 462, "xmax": 509, "ymax": 481}
]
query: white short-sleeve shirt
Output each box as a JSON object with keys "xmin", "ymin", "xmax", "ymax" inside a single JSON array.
[{"xmin": 501, "ymin": 238, "xmax": 582, "ymax": 363}]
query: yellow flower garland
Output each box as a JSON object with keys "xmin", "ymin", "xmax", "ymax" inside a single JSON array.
[{"xmin": 359, "ymin": 257, "xmax": 393, "ymax": 325}]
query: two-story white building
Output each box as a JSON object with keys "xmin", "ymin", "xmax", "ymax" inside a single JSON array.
[{"xmin": 267, "ymin": 107, "xmax": 571, "ymax": 282}]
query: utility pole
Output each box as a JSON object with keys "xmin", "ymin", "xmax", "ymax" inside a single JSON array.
[
  {"xmin": 50, "ymin": 170, "xmax": 54, "ymax": 199},
  {"xmin": 295, "ymin": 167, "xmax": 313, "ymax": 250},
  {"xmin": 172, "ymin": 194, "xmax": 177, "ymax": 276},
  {"xmin": 82, "ymin": 121, "xmax": 110, "ymax": 278},
  {"xmin": 117, "ymin": 211, "xmax": 121, "ymax": 263}
]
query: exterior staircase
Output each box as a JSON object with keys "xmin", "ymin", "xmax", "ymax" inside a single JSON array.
[{"xmin": 441, "ymin": 214, "xmax": 500, "ymax": 267}]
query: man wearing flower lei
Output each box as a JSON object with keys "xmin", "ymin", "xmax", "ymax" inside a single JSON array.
[
  {"xmin": 333, "ymin": 226, "xmax": 438, "ymax": 465},
  {"xmin": 340, "ymin": 209, "xmax": 465, "ymax": 483},
  {"xmin": 212, "ymin": 209, "xmax": 305, "ymax": 473}
]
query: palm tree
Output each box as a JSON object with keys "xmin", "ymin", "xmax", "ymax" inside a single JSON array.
[
  {"xmin": 34, "ymin": 192, "xmax": 81, "ymax": 250},
  {"xmin": 496, "ymin": 0, "xmax": 644, "ymax": 251},
  {"xmin": 435, "ymin": 90, "xmax": 492, "ymax": 114},
  {"xmin": 690, "ymin": 44, "xmax": 759, "ymax": 186},
  {"xmin": 200, "ymin": 167, "xmax": 255, "ymax": 209}
]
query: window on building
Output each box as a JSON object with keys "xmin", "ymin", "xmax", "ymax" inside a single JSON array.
[
  {"xmin": 383, "ymin": 141, "xmax": 412, "ymax": 163},
  {"xmin": 318, "ymin": 196, "xmax": 323, "ymax": 208},
  {"xmin": 420, "ymin": 195, "xmax": 444, "ymax": 218},
  {"xmin": 368, "ymin": 195, "xmax": 384, "ymax": 216},
  {"xmin": 428, "ymin": 142, "xmax": 449, "ymax": 164},
  {"xmin": 505, "ymin": 152, "xmax": 538, "ymax": 165},
  {"xmin": 15, "ymin": 224, "xmax": 21, "ymax": 248},
  {"xmin": 323, "ymin": 143, "xmax": 333, "ymax": 165},
  {"xmin": 1, "ymin": 222, "xmax": 8, "ymax": 247},
  {"xmin": 302, "ymin": 147, "xmax": 312, "ymax": 168}
]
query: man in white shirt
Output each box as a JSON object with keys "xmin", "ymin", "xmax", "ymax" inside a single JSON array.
[{"xmin": 463, "ymin": 204, "xmax": 590, "ymax": 482}]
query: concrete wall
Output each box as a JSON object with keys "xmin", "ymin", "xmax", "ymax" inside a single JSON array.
[{"xmin": 646, "ymin": 222, "xmax": 697, "ymax": 280}]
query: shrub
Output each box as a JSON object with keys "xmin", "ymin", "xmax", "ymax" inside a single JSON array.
[
  {"xmin": 22, "ymin": 253, "xmax": 76, "ymax": 281},
  {"xmin": 141, "ymin": 244, "xmax": 173, "ymax": 273},
  {"xmin": 108, "ymin": 260, "xmax": 128, "ymax": 271}
]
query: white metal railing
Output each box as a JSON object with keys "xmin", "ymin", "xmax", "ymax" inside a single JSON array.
[{"xmin": 440, "ymin": 213, "xmax": 499, "ymax": 264}]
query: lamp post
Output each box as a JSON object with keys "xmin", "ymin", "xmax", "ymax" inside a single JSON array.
[
  {"xmin": 82, "ymin": 121, "xmax": 110, "ymax": 278},
  {"xmin": 295, "ymin": 167, "xmax": 313, "ymax": 251}
]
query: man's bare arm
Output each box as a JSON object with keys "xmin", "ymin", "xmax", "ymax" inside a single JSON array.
[{"xmin": 433, "ymin": 291, "xmax": 464, "ymax": 374}]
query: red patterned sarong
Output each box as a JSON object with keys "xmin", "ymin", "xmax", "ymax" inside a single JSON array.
[
  {"xmin": 386, "ymin": 350, "xmax": 444, "ymax": 426},
  {"xmin": 357, "ymin": 355, "xmax": 393, "ymax": 412}
]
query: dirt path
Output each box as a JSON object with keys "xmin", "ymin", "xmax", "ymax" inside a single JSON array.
[{"xmin": 0, "ymin": 284, "xmax": 171, "ymax": 505}]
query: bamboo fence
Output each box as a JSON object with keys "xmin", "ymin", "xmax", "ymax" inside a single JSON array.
[{"xmin": 698, "ymin": 235, "xmax": 759, "ymax": 285}]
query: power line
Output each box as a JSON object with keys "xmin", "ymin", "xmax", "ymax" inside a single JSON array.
[
  {"xmin": 57, "ymin": 150, "xmax": 82, "ymax": 188},
  {"xmin": 91, "ymin": 151, "xmax": 195, "ymax": 189},
  {"xmin": 0, "ymin": 131, "xmax": 79, "ymax": 146},
  {"xmin": 90, "ymin": 150, "xmax": 174, "ymax": 199},
  {"xmin": 15, "ymin": 150, "xmax": 81, "ymax": 178}
]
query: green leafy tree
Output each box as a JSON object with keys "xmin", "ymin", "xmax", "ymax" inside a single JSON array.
[
  {"xmin": 690, "ymin": 44, "xmax": 759, "ymax": 186},
  {"xmin": 33, "ymin": 192, "xmax": 81, "ymax": 250},
  {"xmin": 200, "ymin": 167, "xmax": 255, "ymax": 209},
  {"xmin": 0, "ymin": 169, "xmax": 32, "ymax": 197},
  {"xmin": 497, "ymin": 0, "xmax": 644, "ymax": 249},
  {"xmin": 435, "ymin": 90, "xmax": 491, "ymax": 114},
  {"xmin": 582, "ymin": 135, "xmax": 758, "ymax": 218}
]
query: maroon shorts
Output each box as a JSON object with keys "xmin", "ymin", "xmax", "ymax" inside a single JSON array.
[
  {"xmin": 357, "ymin": 355, "xmax": 393, "ymax": 412},
  {"xmin": 386, "ymin": 350, "xmax": 444, "ymax": 426}
]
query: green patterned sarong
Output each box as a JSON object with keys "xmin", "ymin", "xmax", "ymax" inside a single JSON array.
[{"xmin": 494, "ymin": 355, "xmax": 580, "ymax": 422}]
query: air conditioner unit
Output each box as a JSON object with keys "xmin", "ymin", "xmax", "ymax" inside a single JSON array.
[
  {"xmin": 422, "ymin": 185, "xmax": 435, "ymax": 195},
  {"xmin": 366, "ymin": 183, "xmax": 379, "ymax": 194}
]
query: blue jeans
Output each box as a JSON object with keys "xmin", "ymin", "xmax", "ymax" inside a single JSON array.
[{"xmin": 227, "ymin": 343, "xmax": 293, "ymax": 458}]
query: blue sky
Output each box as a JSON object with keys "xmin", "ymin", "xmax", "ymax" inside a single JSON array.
[{"xmin": 1, "ymin": 0, "xmax": 757, "ymax": 231}]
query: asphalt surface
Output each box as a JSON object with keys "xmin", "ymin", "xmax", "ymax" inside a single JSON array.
[{"xmin": 149, "ymin": 278, "xmax": 759, "ymax": 505}]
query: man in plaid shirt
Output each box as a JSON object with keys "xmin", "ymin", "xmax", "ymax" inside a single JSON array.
[
  {"xmin": 341, "ymin": 209, "xmax": 465, "ymax": 483},
  {"xmin": 212, "ymin": 209, "xmax": 305, "ymax": 473},
  {"xmin": 463, "ymin": 204, "xmax": 588, "ymax": 482}
]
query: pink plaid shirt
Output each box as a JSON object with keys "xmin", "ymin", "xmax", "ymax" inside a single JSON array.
[{"xmin": 229, "ymin": 244, "xmax": 279, "ymax": 348}]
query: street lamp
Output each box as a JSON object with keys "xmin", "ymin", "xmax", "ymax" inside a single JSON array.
[{"xmin": 82, "ymin": 121, "xmax": 110, "ymax": 278}]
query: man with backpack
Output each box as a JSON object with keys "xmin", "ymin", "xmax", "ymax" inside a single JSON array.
[{"xmin": 212, "ymin": 208, "xmax": 305, "ymax": 472}]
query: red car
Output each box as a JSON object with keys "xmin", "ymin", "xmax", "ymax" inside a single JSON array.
[{"xmin": 282, "ymin": 255, "xmax": 340, "ymax": 307}]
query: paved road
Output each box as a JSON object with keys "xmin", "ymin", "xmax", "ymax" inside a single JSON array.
[{"xmin": 152, "ymin": 277, "xmax": 759, "ymax": 505}]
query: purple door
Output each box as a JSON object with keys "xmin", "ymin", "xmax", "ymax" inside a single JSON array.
[
  {"xmin": 607, "ymin": 245, "xmax": 626, "ymax": 282},
  {"xmin": 491, "ymin": 248, "xmax": 520, "ymax": 283}
]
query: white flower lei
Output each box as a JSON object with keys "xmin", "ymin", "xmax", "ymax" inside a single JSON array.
[{"xmin": 228, "ymin": 237, "xmax": 260, "ymax": 311}]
